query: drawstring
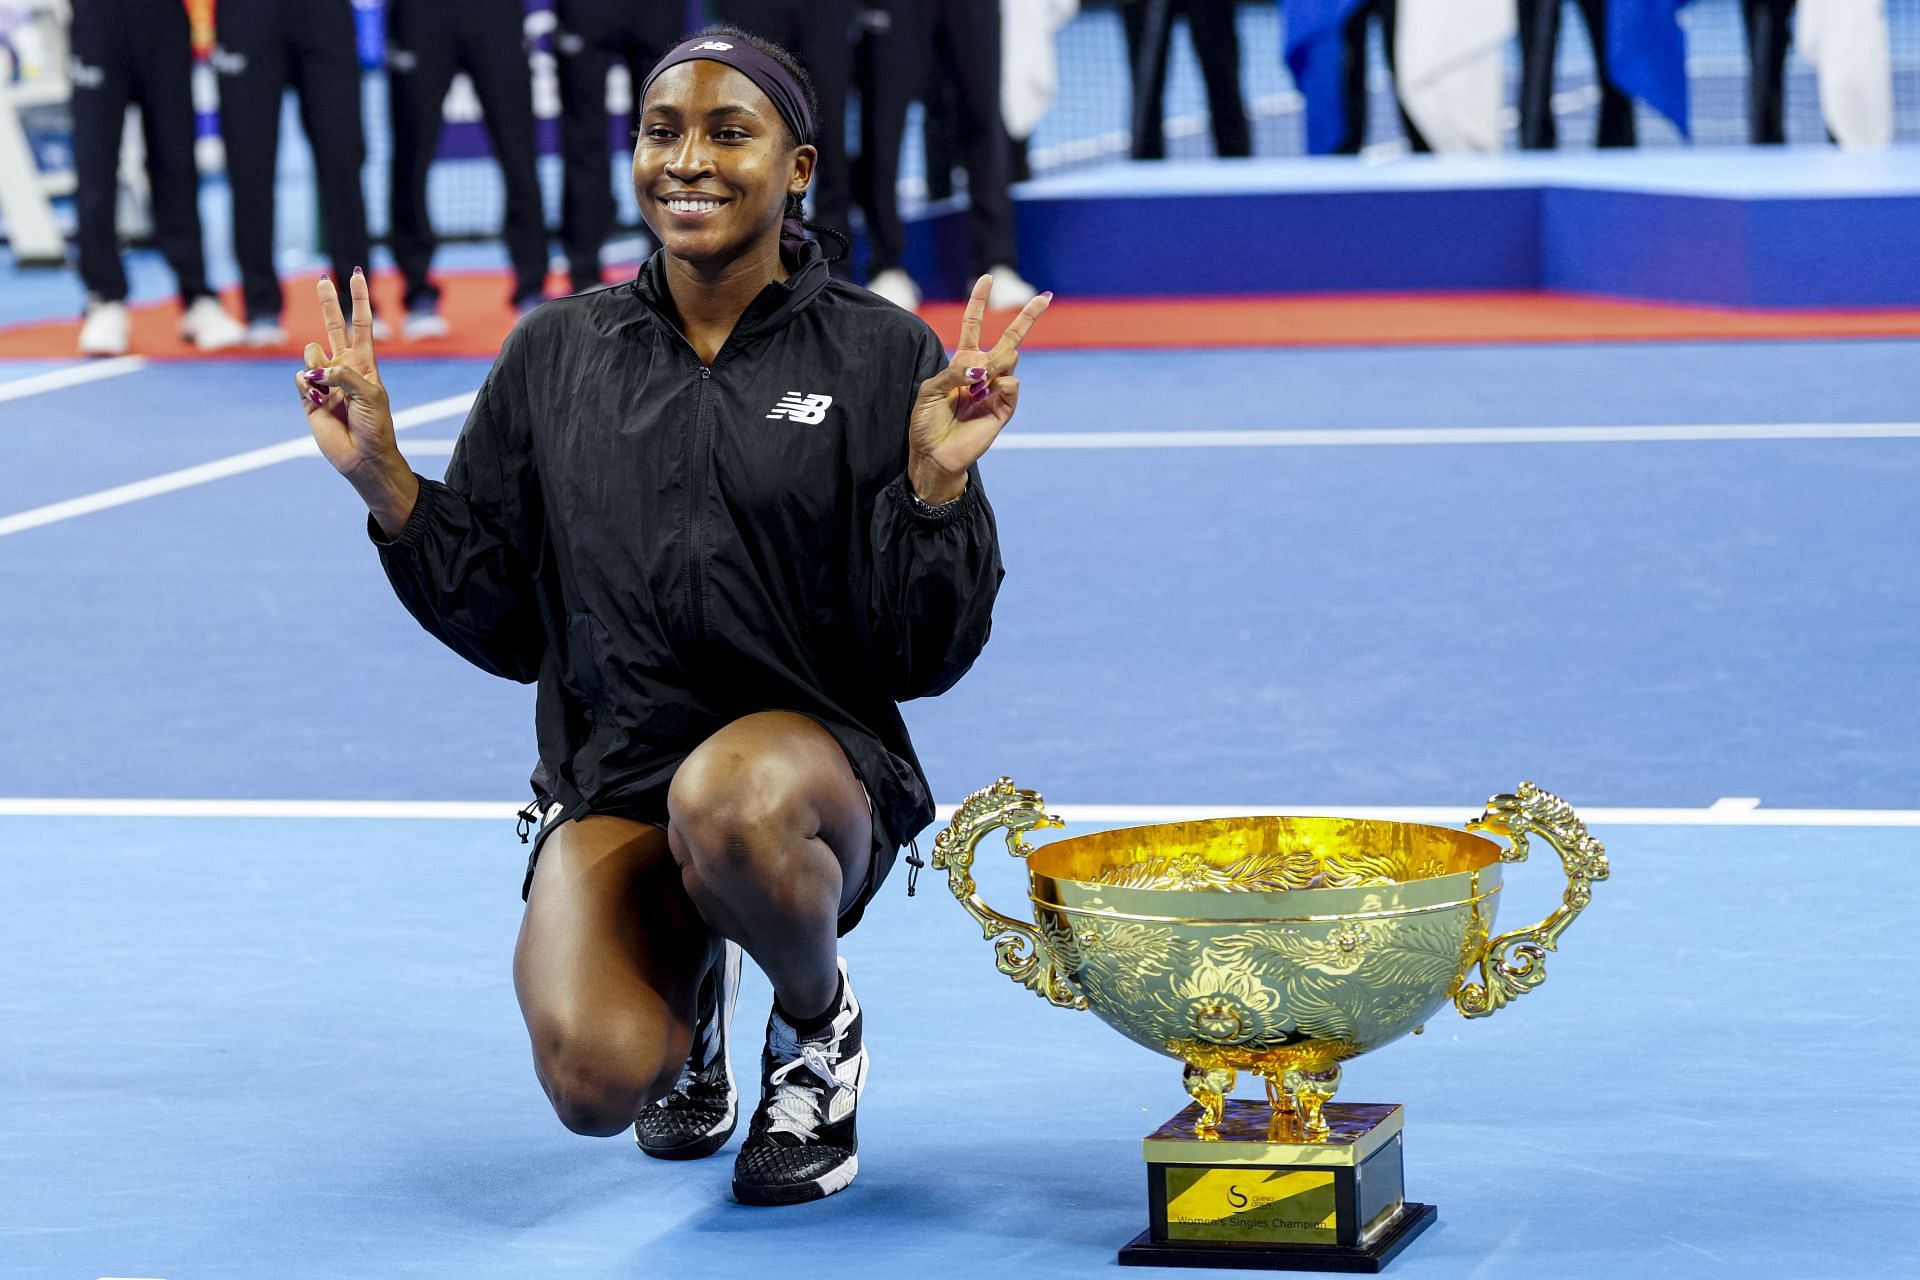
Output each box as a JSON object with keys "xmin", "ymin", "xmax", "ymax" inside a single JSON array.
[
  {"xmin": 515, "ymin": 802, "xmax": 541, "ymax": 845},
  {"xmin": 905, "ymin": 837, "xmax": 924, "ymax": 897}
]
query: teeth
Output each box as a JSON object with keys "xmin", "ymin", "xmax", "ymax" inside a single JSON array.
[{"xmin": 666, "ymin": 197, "xmax": 723, "ymax": 212}]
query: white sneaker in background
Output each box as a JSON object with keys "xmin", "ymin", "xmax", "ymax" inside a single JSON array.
[
  {"xmin": 404, "ymin": 305, "xmax": 449, "ymax": 341},
  {"xmin": 985, "ymin": 265, "xmax": 1037, "ymax": 310},
  {"xmin": 180, "ymin": 296, "xmax": 245, "ymax": 351},
  {"xmin": 77, "ymin": 300, "xmax": 131, "ymax": 357},
  {"xmin": 866, "ymin": 268, "xmax": 921, "ymax": 312},
  {"xmin": 244, "ymin": 318, "xmax": 288, "ymax": 348}
]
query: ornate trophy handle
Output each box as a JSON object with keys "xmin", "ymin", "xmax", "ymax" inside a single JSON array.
[
  {"xmin": 930, "ymin": 777, "xmax": 1088, "ymax": 1010},
  {"xmin": 1453, "ymin": 781, "xmax": 1611, "ymax": 1019}
]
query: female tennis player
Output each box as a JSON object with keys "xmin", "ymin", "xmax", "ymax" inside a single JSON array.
[{"xmin": 296, "ymin": 28, "xmax": 1050, "ymax": 1206}]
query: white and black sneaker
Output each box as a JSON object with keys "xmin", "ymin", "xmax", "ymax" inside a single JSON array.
[
  {"xmin": 731, "ymin": 959, "xmax": 868, "ymax": 1206},
  {"xmin": 634, "ymin": 940, "xmax": 741, "ymax": 1160}
]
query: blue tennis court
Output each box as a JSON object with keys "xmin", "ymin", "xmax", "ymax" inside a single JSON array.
[{"xmin": 3, "ymin": 333, "xmax": 1917, "ymax": 1278}]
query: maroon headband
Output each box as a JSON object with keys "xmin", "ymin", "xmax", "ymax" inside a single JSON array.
[{"xmin": 639, "ymin": 35, "xmax": 815, "ymax": 147}]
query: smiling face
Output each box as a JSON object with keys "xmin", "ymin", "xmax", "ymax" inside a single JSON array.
[{"xmin": 634, "ymin": 60, "xmax": 815, "ymax": 271}]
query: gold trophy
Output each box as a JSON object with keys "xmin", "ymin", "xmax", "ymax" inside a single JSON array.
[{"xmin": 932, "ymin": 778, "xmax": 1609, "ymax": 1273}]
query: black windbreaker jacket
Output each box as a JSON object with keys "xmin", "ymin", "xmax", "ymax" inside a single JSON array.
[{"xmin": 374, "ymin": 243, "xmax": 1002, "ymax": 892}]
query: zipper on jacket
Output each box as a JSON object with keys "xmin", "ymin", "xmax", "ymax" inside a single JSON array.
[{"xmin": 686, "ymin": 364, "xmax": 713, "ymax": 650}]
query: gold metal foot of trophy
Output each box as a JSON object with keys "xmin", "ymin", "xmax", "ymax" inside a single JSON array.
[{"xmin": 931, "ymin": 777, "xmax": 1610, "ymax": 1273}]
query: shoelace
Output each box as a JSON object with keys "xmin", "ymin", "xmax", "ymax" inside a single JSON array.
[
  {"xmin": 764, "ymin": 1042, "xmax": 842, "ymax": 1142},
  {"xmin": 654, "ymin": 1056, "xmax": 728, "ymax": 1109}
]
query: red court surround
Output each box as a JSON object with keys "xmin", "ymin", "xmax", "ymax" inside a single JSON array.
[{"xmin": 6, "ymin": 269, "xmax": 1920, "ymax": 360}]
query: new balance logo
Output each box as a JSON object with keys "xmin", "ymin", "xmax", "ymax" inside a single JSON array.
[
  {"xmin": 766, "ymin": 392, "xmax": 833, "ymax": 424},
  {"xmin": 692, "ymin": 40, "xmax": 734, "ymax": 51}
]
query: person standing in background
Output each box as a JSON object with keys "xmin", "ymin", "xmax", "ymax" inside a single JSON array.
[
  {"xmin": 385, "ymin": 0, "xmax": 550, "ymax": 338},
  {"xmin": 1121, "ymin": 0, "xmax": 1250, "ymax": 159},
  {"xmin": 1002, "ymin": 0, "xmax": 1077, "ymax": 180},
  {"xmin": 552, "ymin": 0, "xmax": 682, "ymax": 293},
  {"xmin": 1741, "ymin": 0, "xmax": 1793, "ymax": 144},
  {"xmin": 68, "ymin": 0, "xmax": 245, "ymax": 355},
  {"xmin": 704, "ymin": 0, "xmax": 855, "ymax": 274},
  {"xmin": 1335, "ymin": 0, "xmax": 1428, "ymax": 154},
  {"xmin": 1516, "ymin": 0, "xmax": 1636, "ymax": 147},
  {"xmin": 855, "ymin": 0, "xmax": 1035, "ymax": 312},
  {"xmin": 214, "ymin": 0, "xmax": 377, "ymax": 346}
]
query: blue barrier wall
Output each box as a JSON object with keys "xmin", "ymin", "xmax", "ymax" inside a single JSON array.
[{"xmin": 900, "ymin": 151, "xmax": 1920, "ymax": 308}]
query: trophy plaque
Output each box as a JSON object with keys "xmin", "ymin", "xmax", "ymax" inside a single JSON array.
[{"xmin": 931, "ymin": 779, "xmax": 1609, "ymax": 1273}]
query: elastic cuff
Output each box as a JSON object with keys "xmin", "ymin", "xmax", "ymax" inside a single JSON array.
[
  {"xmin": 892, "ymin": 472, "xmax": 980, "ymax": 530},
  {"xmin": 367, "ymin": 474, "xmax": 437, "ymax": 549}
]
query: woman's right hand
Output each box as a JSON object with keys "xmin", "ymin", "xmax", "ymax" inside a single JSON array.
[{"xmin": 295, "ymin": 268, "xmax": 418, "ymax": 537}]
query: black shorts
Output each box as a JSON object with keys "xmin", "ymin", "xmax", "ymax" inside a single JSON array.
[{"xmin": 519, "ymin": 785, "xmax": 897, "ymax": 937}]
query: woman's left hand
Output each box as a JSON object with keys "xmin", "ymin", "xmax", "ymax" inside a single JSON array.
[{"xmin": 907, "ymin": 275, "xmax": 1052, "ymax": 504}]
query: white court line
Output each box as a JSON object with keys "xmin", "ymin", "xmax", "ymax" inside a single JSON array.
[
  {"xmin": 0, "ymin": 356, "xmax": 147, "ymax": 404},
  {"xmin": 2, "ymin": 797, "xmax": 1917, "ymax": 827},
  {"xmin": 982, "ymin": 423, "xmax": 1920, "ymax": 449},
  {"xmin": 0, "ymin": 391, "xmax": 475, "ymax": 538},
  {"xmin": 398, "ymin": 421, "xmax": 1920, "ymax": 458},
  {"xmin": 6, "ymin": 411, "xmax": 1913, "ymax": 539}
]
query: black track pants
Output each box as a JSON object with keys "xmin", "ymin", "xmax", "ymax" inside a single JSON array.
[
  {"xmin": 708, "ymin": 0, "xmax": 854, "ymax": 271},
  {"xmin": 214, "ymin": 0, "xmax": 372, "ymax": 323},
  {"xmin": 67, "ymin": 0, "xmax": 211, "ymax": 304},
  {"xmin": 386, "ymin": 0, "xmax": 549, "ymax": 310},
  {"xmin": 1517, "ymin": 0, "xmax": 1637, "ymax": 148},
  {"xmin": 1742, "ymin": 0, "xmax": 1794, "ymax": 144},
  {"xmin": 553, "ymin": 0, "xmax": 681, "ymax": 292},
  {"xmin": 856, "ymin": 0, "xmax": 1016, "ymax": 279},
  {"xmin": 1121, "ymin": 0, "xmax": 1250, "ymax": 159},
  {"xmin": 1334, "ymin": 0, "xmax": 1428, "ymax": 154}
]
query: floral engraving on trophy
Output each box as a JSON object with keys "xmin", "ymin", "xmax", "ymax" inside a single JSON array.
[
  {"xmin": 937, "ymin": 777, "xmax": 1608, "ymax": 1144},
  {"xmin": 1060, "ymin": 918, "xmax": 1181, "ymax": 1007},
  {"xmin": 1157, "ymin": 956, "xmax": 1284, "ymax": 1046},
  {"xmin": 1089, "ymin": 842, "xmax": 1405, "ymax": 893}
]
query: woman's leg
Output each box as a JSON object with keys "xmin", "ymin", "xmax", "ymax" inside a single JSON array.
[
  {"xmin": 514, "ymin": 711, "xmax": 869, "ymax": 1141},
  {"xmin": 513, "ymin": 814, "xmax": 716, "ymax": 1136},
  {"xmin": 666, "ymin": 711, "xmax": 872, "ymax": 1027}
]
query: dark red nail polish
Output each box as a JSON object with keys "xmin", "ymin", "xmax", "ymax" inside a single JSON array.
[
  {"xmin": 353, "ymin": 265, "xmax": 364, "ymax": 276},
  {"xmin": 967, "ymin": 366, "xmax": 985, "ymax": 378},
  {"xmin": 308, "ymin": 388, "xmax": 326, "ymax": 406}
]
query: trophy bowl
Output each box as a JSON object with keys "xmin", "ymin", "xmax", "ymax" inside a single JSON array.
[{"xmin": 932, "ymin": 778, "xmax": 1609, "ymax": 1142}]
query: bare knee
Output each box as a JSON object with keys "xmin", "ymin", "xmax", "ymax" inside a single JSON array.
[
  {"xmin": 670, "ymin": 752, "xmax": 837, "ymax": 891},
  {"xmin": 668, "ymin": 746, "xmax": 813, "ymax": 858},
  {"xmin": 532, "ymin": 1020, "xmax": 686, "ymax": 1137}
]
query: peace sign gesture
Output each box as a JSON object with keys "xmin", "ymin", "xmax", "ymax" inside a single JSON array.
[
  {"xmin": 906, "ymin": 275, "xmax": 1052, "ymax": 504},
  {"xmin": 294, "ymin": 269, "xmax": 417, "ymax": 536}
]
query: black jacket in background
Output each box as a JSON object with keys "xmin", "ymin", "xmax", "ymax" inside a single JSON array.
[{"xmin": 373, "ymin": 242, "xmax": 1002, "ymax": 894}]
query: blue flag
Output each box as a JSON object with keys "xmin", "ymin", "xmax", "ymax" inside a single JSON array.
[
  {"xmin": 1283, "ymin": 0, "xmax": 1369, "ymax": 155},
  {"xmin": 1606, "ymin": 0, "xmax": 1691, "ymax": 137}
]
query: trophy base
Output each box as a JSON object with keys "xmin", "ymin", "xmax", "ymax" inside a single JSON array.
[
  {"xmin": 1118, "ymin": 1203, "xmax": 1436, "ymax": 1274},
  {"xmin": 1122, "ymin": 1100, "xmax": 1433, "ymax": 1273}
]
